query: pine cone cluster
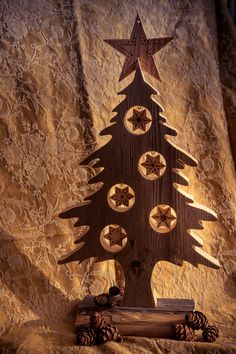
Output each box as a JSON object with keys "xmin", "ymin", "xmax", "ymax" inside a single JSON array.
[
  {"xmin": 173, "ymin": 310, "xmax": 220, "ymax": 343},
  {"xmin": 76, "ymin": 312, "xmax": 122, "ymax": 346},
  {"xmin": 94, "ymin": 286, "xmax": 123, "ymax": 308}
]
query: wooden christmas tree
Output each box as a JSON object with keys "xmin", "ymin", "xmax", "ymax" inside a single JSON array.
[{"xmin": 58, "ymin": 14, "xmax": 219, "ymax": 309}]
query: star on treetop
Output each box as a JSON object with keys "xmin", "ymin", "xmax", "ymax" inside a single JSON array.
[
  {"xmin": 104, "ymin": 225, "xmax": 127, "ymax": 247},
  {"xmin": 141, "ymin": 153, "xmax": 166, "ymax": 177},
  {"xmin": 104, "ymin": 13, "xmax": 174, "ymax": 81},
  {"xmin": 127, "ymin": 108, "xmax": 152, "ymax": 132}
]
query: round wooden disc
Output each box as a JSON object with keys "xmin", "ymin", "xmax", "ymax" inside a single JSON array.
[
  {"xmin": 138, "ymin": 151, "xmax": 166, "ymax": 181},
  {"xmin": 100, "ymin": 224, "xmax": 128, "ymax": 253},
  {"xmin": 124, "ymin": 105, "xmax": 152, "ymax": 135},
  {"xmin": 107, "ymin": 183, "xmax": 135, "ymax": 212},
  {"xmin": 149, "ymin": 204, "xmax": 177, "ymax": 233}
]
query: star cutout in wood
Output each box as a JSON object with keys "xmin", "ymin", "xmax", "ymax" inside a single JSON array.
[
  {"xmin": 127, "ymin": 108, "xmax": 152, "ymax": 132},
  {"xmin": 104, "ymin": 225, "xmax": 127, "ymax": 247},
  {"xmin": 152, "ymin": 206, "xmax": 177, "ymax": 230},
  {"xmin": 104, "ymin": 13, "xmax": 174, "ymax": 81},
  {"xmin": 111, "ymin": 186, "xmax": 134, "ymax": 207},
  {"xmin": 141, "ymin": 153, "xmax": 166, "ymax": 177}
]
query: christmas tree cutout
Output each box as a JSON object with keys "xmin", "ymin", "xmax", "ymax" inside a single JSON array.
[{"xmin": 59, "ymin": 14, "xmax": 219, "ymax": 308}]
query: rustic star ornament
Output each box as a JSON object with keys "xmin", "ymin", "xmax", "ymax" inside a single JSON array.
[
  {"xmin": 141, "ymin": 153, "xmax": 166, "ymax": 176},
  {"xmin": 127, "ymin": 108, "xmax": 152, "ymax": 131},
  {"xmin": 104, "ymin": 13, "xmax": 174, "ymax": 81},
  {"xmin": 111, "ymin": 186, "xmax": 134, "ymax": 207},
  {"xmin": 152, "ymin": 205, "xmax": 177, "ymax": 230},
  {"xmin": 104, "ymin": 226, "xmax": 127, "ymax": 246}
]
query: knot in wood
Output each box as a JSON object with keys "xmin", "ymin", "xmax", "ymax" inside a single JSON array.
[{"xmin": 129, "ymin": 259, "xmax": 145, "ymax": 275}]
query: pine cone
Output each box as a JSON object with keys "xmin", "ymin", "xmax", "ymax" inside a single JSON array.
[
  {"xmin": 107, "ymin": 294, "xmax": 122, "ymax": 308},
  {"xmin": 107, "ymin": 286, "xmax": 123, "ymax": 307},
  {"xmin": 90, "ymin": 312, "xmax": 107, "ymax": 330},
  {"xmin": 96, "ymin": 324, "xmax": 123, "ymax": 343},
  {"xmin": 94, "ymin": 293, "xmax": 108, "ymax": 307},
  {"xmin": 109, "ymin": 286, "xmax": 121, "ymax": 296},
  {"xmin": 185, "ymin": 311, "xmax": 208, "ymax": 330},
  {"xmin": 172, "ymin": 323, "xmax": 195, "ymax": 341},
  {"xmin": 202, "ymin": 325, "xmax": 219, "ymax": 342},
  {"xmin": 76, "ymin": 325, "xmax": 96, "ymax": 346}
]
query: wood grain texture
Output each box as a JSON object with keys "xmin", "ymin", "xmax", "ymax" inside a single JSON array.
[
  {"xmin": 58, "ymin": 15, "xmax": 220, "ymax": 308},
  {"xmin": 76, "ymin": 311, "xmax": 185, "ymax": 338},
  {"xmin": 59, "ymin": 63, "xmax": 219, "ymax": 307},
  {"xmin": 75, "ymin": 297, "xmax": 193, "ymax": 338},
  {"xmin": 78, "ymin": 295, "xmax": 195, "ymax": 312},
  {"xmin": 155, "ymin": 298, "xmax": 195, "ymax": 311},
  {"xmin": 104, "ymin": 13, "xmax": 173, "ymax": 81}
]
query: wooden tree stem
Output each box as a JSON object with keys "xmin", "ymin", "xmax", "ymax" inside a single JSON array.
[{"xmin": 122, "ymin": 259, "xmax": 155, "ymax": 307}]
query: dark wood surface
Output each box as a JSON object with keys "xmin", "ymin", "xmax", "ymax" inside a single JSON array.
[{"xmin": 59, "ymin": 63, "xmax": 219, "ymax": 308}]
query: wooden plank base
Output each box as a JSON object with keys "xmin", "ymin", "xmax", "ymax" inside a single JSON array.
[{"xmin": 76, "ymin": 296, "xmax": 195, "ymax": 338}]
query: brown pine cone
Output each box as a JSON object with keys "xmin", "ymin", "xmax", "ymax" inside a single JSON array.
[
  {"xmin": 185, "ymin": 311, "xmax": 208, "ymax": 330},
  {"xmin": 96, "ymin": 324, "xmax": 123, "ymax": 343},
  {"xmin": 76, "ymin": 325, "xmax": 96, "ymax": 346},
  {"xmin": 107, "ymin": 294, "xmax": 122, "ymax": 308},
  {"xmin": 90, "ymin": 312, "xmax": 107, "ymax": 330},
  {"xmin": 107, "ymin": 286, "xmax": 124, "ymax": 307},
  {"xmin": 94, "ymin": 293, "xmax": 108, "ymax": 307},
  {"xmin": 109, "ymin": 286, "xmax": 121, "ymax": 296},
  {"xmin": 202, "ymin": 325, "xmax": 219, "ymax": 342},
  {"xmin": 172, "ymin": 323, "xmax": 195, "ymax": 341}
]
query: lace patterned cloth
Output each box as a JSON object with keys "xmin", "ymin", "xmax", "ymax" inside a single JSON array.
[{"xmin": 0, "ymin": 0, "xmax": 235, "ymax": 352}]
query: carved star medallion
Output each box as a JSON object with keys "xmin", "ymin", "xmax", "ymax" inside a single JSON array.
[
  {"xmin": 127, "ymin": 108, "xmax": 152, "ymax": 132},
  {"xmin": 104, "ymin": 13, "xmax": 174, "ymax": 81},
  {"xmin": 104, "ymin": 225, "xmax": 127, "ymax": 247},
  {"xmin": 111, "ymin": 186, "xmax": 134, "ymax": 207},
  {"xmin": 152, "ymin": 205, "xmax": 177, "ymax": 230},
  {"xmin": 141, "ymin": 153, "xmax": 166, "ymax": 176}
]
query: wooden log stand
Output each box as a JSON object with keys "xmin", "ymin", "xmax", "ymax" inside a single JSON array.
[{"xmin": 75, "ymin": 295, "xmax": 195, "ymax": 338}]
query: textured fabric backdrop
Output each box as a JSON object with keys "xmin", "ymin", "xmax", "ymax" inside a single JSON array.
[{"xmin": 0, "ymin": 0, "xmax": 236, "ymax": 352}]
